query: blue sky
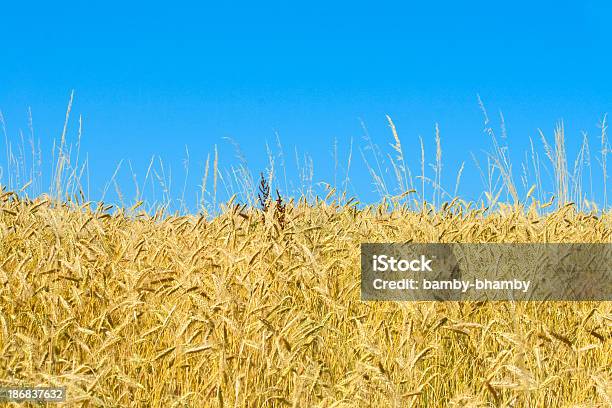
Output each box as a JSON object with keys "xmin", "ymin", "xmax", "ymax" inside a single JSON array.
[{"xmin": 0, "ymin": 1, "xmax": 610, "ymax": 210}]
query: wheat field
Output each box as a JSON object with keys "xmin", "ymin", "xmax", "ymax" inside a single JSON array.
[{"xmin": 0, "ymin": 188, "xmax": 609, "ymax": 407}]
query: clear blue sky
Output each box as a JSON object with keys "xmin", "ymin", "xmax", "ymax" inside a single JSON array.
[{"xmin": 0, "ymin": 1, "xmax": 610, "ymax": 210}]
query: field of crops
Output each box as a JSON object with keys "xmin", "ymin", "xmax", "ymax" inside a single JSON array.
[{"xmin": 0, "ymin": 190, "xmax": 610, "ymax": 407}]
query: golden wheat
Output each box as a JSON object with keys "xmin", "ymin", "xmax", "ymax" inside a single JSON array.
[{"xmin": 0, "ymin": 192, "xmax": 610, "ymax": 407}]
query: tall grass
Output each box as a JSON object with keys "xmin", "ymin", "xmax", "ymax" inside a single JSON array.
[{"xmin": 0, "ymin": 92, "xmax": 610, "ymax": 215}]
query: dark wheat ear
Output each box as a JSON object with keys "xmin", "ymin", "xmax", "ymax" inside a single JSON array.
[
  {"xmin": 275, "ymin": 188, "xmax": 286, "ymax": 229},
  {"xmin": 258, "ymin": 172, "xmax": 270, "ymax": 224},
  {"xmin": 258, "ymin": 172, "xmax": 270, "ymax": 212}
]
